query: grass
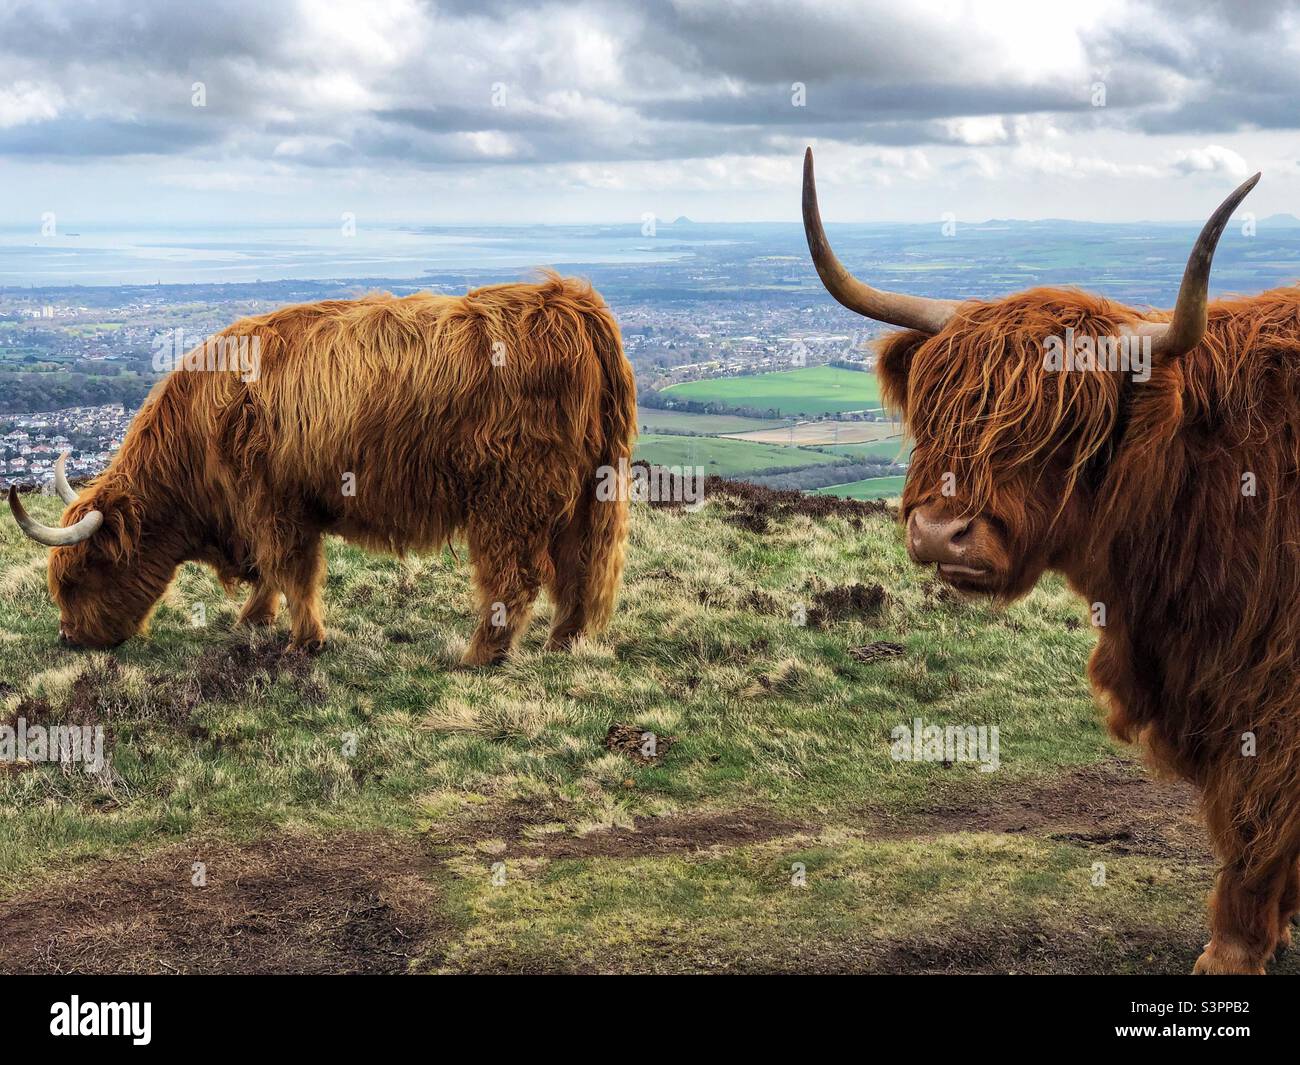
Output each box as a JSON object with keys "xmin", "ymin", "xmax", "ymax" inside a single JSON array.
[
  {"xmin": 633, "ymin": 433, "xmax": 842, "ymax": 475},
  {"xmin": 662, "ymin": 366, "xmax": 881, "ymax": 417},
  {"xmin": 0, "ymin": 487, "xmax": 1242, "ymax": 973}
]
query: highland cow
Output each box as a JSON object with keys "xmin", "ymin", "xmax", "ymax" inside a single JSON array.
[
  {"xmin": 8, "ymin": 274, "xmax": 636, "ymax": 666},
  {"xmin": 804, "ymin": 146, "xmax": 1300, "ymax": 974}
]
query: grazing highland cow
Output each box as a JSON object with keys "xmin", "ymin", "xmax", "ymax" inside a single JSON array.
[
  {"xmin": 8, "ymin": 274, "xmax": 636, "ymax": 666},
  {"xmin": 804, "ymin": 147, "xmax": 1300, "ymax": 974}
]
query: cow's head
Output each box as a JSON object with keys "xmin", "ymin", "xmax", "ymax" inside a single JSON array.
[
  {"xmin": 803, "ymin": 148, "xmax": 1258, "ymax": 600},
  {"xmin": 8, "ymin": 455, "xmax": 172, "ymax": 648}
]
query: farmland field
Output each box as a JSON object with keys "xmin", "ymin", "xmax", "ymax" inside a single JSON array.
[
  {"xmin": 794, "ymin": 440, "xmax": 911, "ymax": 462},
  {"xmin": 663, "ymin": 366, "xmax": 882, "ymax": 417},
  {"xmin": 0, "ymin": 487, "xmax": 1255, "ymax": 974},
  {"xmin": 636, "ymin": 409, "xmax": 787, "ymax": 435},
  {"xmin": 815, "ymin": 475, "xmax": 907, "ymax": 500},
  {"xmin": 634, "ymin": 433, "xmax": 841, "ymax": 475},
  {"xmin": 724, "ymin": 420, "xmax": 899, "ymax": 446}
]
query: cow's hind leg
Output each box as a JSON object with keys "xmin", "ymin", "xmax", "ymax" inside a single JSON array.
[
  {"xmin": 463, "ymin": 513, "xmax": 552, "ymax": 667},
  {"xmin": 545, "ymin": 500, "xmax": 593, "ymax": 651},
  {"xmin": 545, "ymin": 478, "xmax": 628, "ymax": 652}
]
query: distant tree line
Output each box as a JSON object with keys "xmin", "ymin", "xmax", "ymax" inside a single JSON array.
[
  {"xmin": 738, "ymin": 460, "xmax": 897, "ymax": 492},
  {"xmin": 0, "ymin": 371, "xmax": 156, "ymax": 415},
  {"xmin": 637, "ymin": 389, "xmax": 785, "ymax": 421}
]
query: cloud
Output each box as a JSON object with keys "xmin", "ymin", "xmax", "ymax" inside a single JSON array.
[
  {"xmin": 0, "ymin": 0, "xmax": 1295, "ymax": 222},
  {"xmin": 1170, "ymin": 144, "xmax": 1252, "ymax": 178}
]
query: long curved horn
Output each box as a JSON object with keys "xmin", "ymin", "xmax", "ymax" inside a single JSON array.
[
  {"xmin": 1127, "ymin": 172, "xmax": 1261, "ymax": 358},
  {"xmin": 803, "ymin": 147, "xmax": 961, "ymax": 334},
  {"xmin": 53, "ymin": 451, "xmax": 79, "ymax": 505},
  {"xmin": 8, "ymin": 485, "xmax": 102, "ymax": 547}
]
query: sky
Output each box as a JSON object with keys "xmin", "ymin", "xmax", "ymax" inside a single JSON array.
[{"xmin": 1, "ymin": 0, "xmax": 1299, "ymax": 226}]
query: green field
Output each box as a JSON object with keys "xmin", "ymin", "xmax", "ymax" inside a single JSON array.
[
  {"xmin": 636, "ymin": 409, "xmax": 787, "ymax": 435},
  {"xmin": 663, "ymin": 366, "xmax": 881, "ymax": 417},
  {"xmin": 0, "ymin": 487, "xmax": 1240, "ymax": 973},
  {"xmin": 816, "ymin": 476, "xmax": 907, "ymax": 500},
  {"xmin": 635, "ymin": 433, "xmax": 842, "ymax": 475},
  {"xmin": 810, "ymin": 440, "xmax": 912, "ymax": 462}
]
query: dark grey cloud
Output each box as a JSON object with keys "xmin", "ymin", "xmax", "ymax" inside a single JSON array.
[
  {"xmin": 0, "ymin": 116, "xmax": 218, "ymax": 156},
  {"xmin": 0, "ymin": 0, "xmax": 1295, "ymax": 169}
]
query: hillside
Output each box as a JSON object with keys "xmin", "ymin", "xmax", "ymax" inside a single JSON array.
[{"xmin": 0, "ymin": 482, "xmax": 1260, "ymax": 974}]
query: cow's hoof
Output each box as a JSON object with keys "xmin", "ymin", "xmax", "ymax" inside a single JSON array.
[
  {"xmin": 288, "ymin": 637, "xmax": 326, "ymax": 655},
  {"xmin": 238, "ymin": 613, "xmax": 278, "ymax": 628},
  {"xmin": 1193, "ymin": 941, "xmax": 1266, "ymax": 975},
  {"xmin": 460, "ymin": 645, "xmax": 506, "ymax": 668}
]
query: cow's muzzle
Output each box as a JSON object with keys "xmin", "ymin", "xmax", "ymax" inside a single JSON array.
[{"xmin": 907, "ymin": 504, "xmax": 998, "ymax": 587}]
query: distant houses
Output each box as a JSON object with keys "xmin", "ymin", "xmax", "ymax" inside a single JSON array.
[{"xmin": 0, "ymin": 403, "xmax": 130, "ymax": 488}]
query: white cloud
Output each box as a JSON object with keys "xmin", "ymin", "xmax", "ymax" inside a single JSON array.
[
  {"xmin": 0, "ymin": 82, "xmax": 61, "ymax": 129},
  {"xmin": 1170, "ymin": 145, "xmax": 1251, "ymax": 179}
]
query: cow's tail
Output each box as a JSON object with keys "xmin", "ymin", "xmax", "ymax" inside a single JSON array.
[{"xmin": 580, "ymin": 300, "xmax": 636, "ymax": 633}]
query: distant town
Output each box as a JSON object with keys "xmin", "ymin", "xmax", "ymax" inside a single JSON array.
[{"xmin": 0, "ymin": 404, "xmax": 130, "ymax": 489}]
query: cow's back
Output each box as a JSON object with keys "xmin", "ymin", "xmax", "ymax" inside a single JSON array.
[{"xmin": 197, "ymin": 276, "xmax": 625, "ymax": 551}]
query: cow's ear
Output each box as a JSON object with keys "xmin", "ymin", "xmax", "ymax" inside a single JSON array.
[
  {"xmin": 873, "ymin": 330, "xmax": 928, "ymax": 415},
  {"xmin": 73, "ymin": 484, "xmax": 142, "ymax": 563}
]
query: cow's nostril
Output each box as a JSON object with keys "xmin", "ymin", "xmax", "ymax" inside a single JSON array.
[{"xmin": 910, "ymin": 509, "xmax": 977, "ymax": 563}]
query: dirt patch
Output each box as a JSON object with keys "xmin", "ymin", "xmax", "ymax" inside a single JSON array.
[
  {"xmin": 4, "ymin": 660, "xmax": 121, "ymax": 735},
  {"xmin": 151, "ymin": 634, "xmax": 327, "ymax": 723},
  {"xmin": 0, "ymin": 832, "xmax": 442, "ymax": 974},
  {"xmin": 604, "ymin": 723, "xmax": 677, "ymax": 764},
  {"xmin": 807, "ymin": 582, "xmax": 888, "ymax": 627},
  {"xmin": 189, "ymin": 635, "xmax": 316, "ymax": 698},
  {"xmin": 866, "ymin": 757, "xmax": 1209, "ymax": 862},
  {"xmin": 431, "ymin": 803, "xmax": 814, "ymax": 863},
  {"xmin": 538, "ymin": 809, "xmax": 813, "ymax": 861},
  {"xmin": 775, "ymin": 919, "xmax": 1213, "ymax": 976},
  {"xmin": 848, "ymin": 641, "xmax": 906, "ymax": 664}
]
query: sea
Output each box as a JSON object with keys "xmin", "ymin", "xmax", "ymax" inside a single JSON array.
[{"xmin": 0, "ymin": 224, "xmax": 712, "ymax": 287}]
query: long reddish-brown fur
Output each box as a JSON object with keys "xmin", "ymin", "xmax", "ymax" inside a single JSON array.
[
  {"xmin": 47, "ymin": 272, "xmax": 636, "ymax": 664},
  {"xmin": 878, "ymin": 284, "xmax": 1300, "ymax": 974}
]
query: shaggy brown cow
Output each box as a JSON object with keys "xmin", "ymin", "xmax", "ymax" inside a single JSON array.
[
  {"xmin": 804, "ymin": 147, "xmax": 1300, "ymax": 974},
  {"xmin": 8, "ymin": 273, "xmax": 636, "ymax": 666}
]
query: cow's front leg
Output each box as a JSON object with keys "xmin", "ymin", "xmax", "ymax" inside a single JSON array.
[
  {"xmin": 1195, "ymin": 858, "xmax": 1291, "ymax": 974},
  {"xmin": 1275, "ymin": 859, "xmax": 1300, "ymax": 952},
  {"xmin": 277, "ymin": 535, "xmax": 326, "ymax": 652},
  {"xmin": 462, "ymin": 513, "xmax": 549, "ymax": 666},
  {"xmin": 236, "ymin": 582, "xmax": 281, "ymax": 627}
]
